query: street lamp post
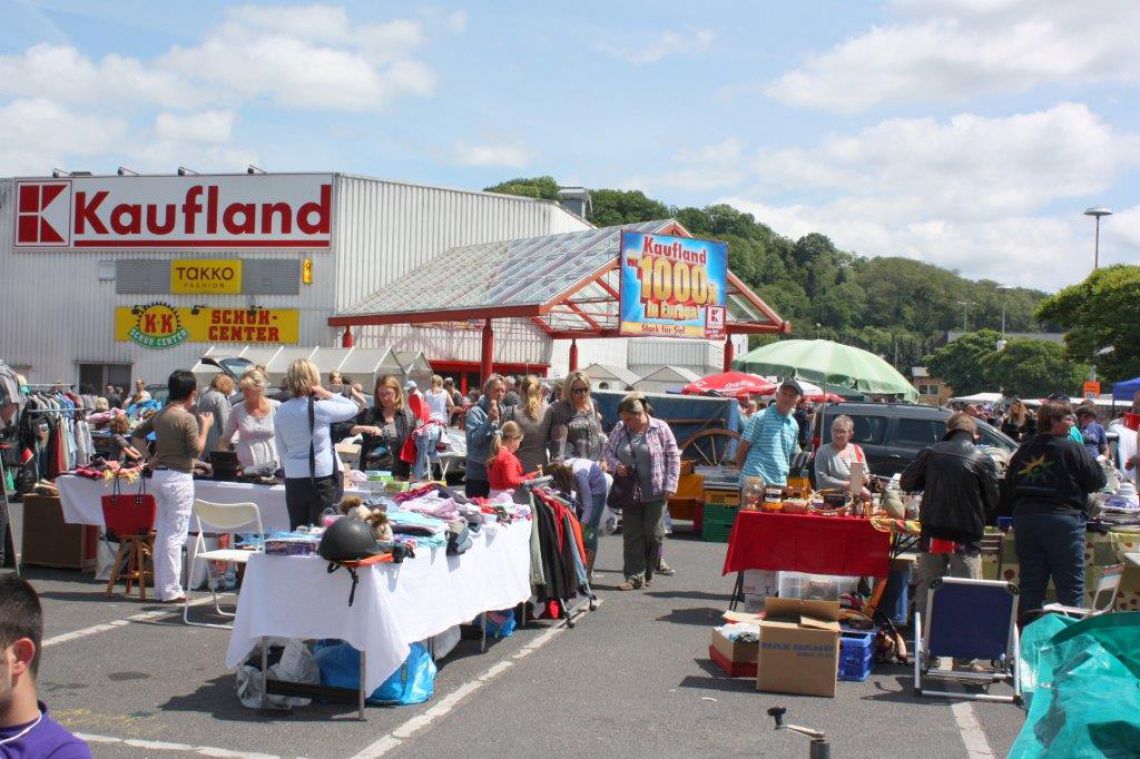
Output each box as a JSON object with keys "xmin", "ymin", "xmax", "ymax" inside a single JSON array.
[
  {"xmin": 956, "ymin": 300, "xmax": 974, "ymax": 333},
  {"xmin": 996, "ymin": 284, "xmax": 1015, "ymax": 350},
  {"xmin": 1084, "ymin": 207, "xmax": 1112, "ymax": 270}
]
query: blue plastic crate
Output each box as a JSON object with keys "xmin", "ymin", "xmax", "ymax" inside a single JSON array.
[{"xmin": 838, "ymin": 630, "xmax": 875, "ymax": 682}]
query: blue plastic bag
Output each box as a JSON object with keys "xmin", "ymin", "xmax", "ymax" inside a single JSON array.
[
  {"xmin": 483, "ymin": 609, "xmax": 517, "ymax": 639},
  {"xmin": 313, "ymin": 641, "xmax": 436, "ymax": 706}
]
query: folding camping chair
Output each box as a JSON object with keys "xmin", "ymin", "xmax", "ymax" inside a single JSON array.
[
  {"xmin": 913, "ymin": 577, "xmax": 1022, "ymax": 704},
  {"xmin": 1042, "ymin": 563, "xmax": 1126, "ymax": 619},
  {"xmin": 183, "ymin": 500, "xmax": 263, "ymax": 628}
]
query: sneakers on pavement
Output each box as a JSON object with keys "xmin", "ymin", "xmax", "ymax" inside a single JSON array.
[{"xmin": 656, "ymin": 561, "xmax": 676, "ymax": 576}]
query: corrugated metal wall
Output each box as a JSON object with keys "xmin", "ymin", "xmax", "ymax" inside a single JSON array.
[
  {"xmin": 0, "ymin": 176, "xmax": 590, "ymax": 384},
  {"xmin": 332, "ymin": 176, "xmax": 589, "ymax": 310}
]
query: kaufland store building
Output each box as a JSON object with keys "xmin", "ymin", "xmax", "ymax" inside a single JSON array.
[{"xmin": 0, "ymin": 172, "xmax": 765, "ymax": 391}]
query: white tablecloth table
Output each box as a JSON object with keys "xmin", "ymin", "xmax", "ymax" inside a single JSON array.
[
  {"xmin": 56, "ymin": 475, "xmax": 372, "ymax": 533},
  {"xmin": 224, "ymin": 517, "xmax": 532, "ymax": 692}
]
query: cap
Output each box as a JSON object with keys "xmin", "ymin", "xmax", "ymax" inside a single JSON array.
[
  {"xmin": 1047, "ymin": 392, "xmax": 1070, "ymax": 402},
  {"xmin": 404, "ymin": 380, "xmax": 417, "ymax": 391},
  {"xmin": 779, "ymin": 377, "xmax": 804, "ymax": 396}
]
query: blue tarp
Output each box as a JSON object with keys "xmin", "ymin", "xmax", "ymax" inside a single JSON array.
[{"xmin": 1111, "ymin": 376, "xmax": 1140, "ymax": 401}]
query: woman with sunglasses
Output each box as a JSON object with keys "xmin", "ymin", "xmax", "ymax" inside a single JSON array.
[{"xmin": 548, "ymin": 371, "xmax": 604, "ymax": 464}]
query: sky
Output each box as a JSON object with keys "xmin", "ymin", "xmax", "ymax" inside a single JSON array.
[{"xmin": 1, "ymin": 0, "xmax": 1137, "ymax": 292}]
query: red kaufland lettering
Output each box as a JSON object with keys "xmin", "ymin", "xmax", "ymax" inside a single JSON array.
[{"xmin": 74, "ymin": 184, "xmax": 331, "ymax": 239}]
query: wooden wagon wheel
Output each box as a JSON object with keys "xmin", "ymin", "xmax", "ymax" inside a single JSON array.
[{"xmin": 678, "ymin": 428, "xmax": 742, "ymax": 468}]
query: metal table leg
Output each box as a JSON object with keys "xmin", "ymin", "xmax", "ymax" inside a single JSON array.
[{"xmin": 358, "ymin": 650, "xmax": 366, "ymax": 720}]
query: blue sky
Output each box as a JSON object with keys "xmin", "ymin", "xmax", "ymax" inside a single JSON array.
[{"xmin": 2, "ymin": 0, "xmax": 1137, "ymax": 291}]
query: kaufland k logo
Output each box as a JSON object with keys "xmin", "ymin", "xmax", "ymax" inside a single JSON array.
[{"xmin": 15, "ymin": 181, "xmax": 72, "ymax": 247}]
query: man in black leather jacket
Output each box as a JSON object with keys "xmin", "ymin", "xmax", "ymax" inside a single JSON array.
[{"xmin": 901, "ymin": 412, "xmax": 1000, "ymax": 628}]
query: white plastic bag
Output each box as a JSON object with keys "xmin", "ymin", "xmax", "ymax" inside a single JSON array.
[{"xmin": 235, "ymin": 639, "xmax": 319, "ymax": 710}]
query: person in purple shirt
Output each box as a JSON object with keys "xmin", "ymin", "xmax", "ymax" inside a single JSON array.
[{"xmin": 0, "ymin": 574, "xmax": 92, "ymax": 758}]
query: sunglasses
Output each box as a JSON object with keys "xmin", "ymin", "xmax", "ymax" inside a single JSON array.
[{"xmin": 572, "ymin": 387, "xmax": 589, "ymax": 394}]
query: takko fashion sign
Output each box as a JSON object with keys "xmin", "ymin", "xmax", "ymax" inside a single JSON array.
[
  {"xmin": 12, "ymin": 174, "xmax": 333, "ymax": 250},
  {"xmin": 170, "ymin": 259, "xmax": 243, "ymax": 294},
  {"xmin": 618, "ymin": 231, "xmax": 727, "ymax": 339},
  {"xmin": 115, "ymin": 303, "xmax": 300, "ymax": 348}
]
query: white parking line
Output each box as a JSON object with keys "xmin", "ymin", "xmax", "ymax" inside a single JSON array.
[
  {"xmin": 951, "ymin": 701, "xmax": 995, "ymax": 758},
  {"xmin": 77, "ymin": 731, "xmax": 279, "ymax": 758},
  {"xmin": 351, "ymin": 600, "xmax": 602, "ymax": 759},
  {"xmin": 42, "ymin": 599, "xmax": 215, "ymax": 648}
]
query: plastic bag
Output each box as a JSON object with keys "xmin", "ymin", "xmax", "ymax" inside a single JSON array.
[
  {"xmin": 483, "ymin": 609, "xmax": 517, "ymax": 639},
  {"xmin": 314, "ymin": 641, "xmax": 436, "ymax": 706},
  {"xmin": 1010, "ymin": 612, "xmax": 1140, "ymax": 758},
  {"xmin": 235, "ymin": 639, "xmax": 320, "ymax": 710}
]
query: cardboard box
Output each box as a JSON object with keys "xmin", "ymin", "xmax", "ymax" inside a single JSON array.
[
  {"xmin": 756, "ymin": 598, "xmax": 842, "ymax": 697},
  {"xmin": 710, "ymin": 628, "xmax": 758, "ymax": 677},
  {"xmin": 20, "ymin": 495, "xmax": 98, "ymax": 571}
]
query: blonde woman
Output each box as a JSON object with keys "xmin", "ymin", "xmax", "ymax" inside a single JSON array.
[
  {"xmin": 274, "ymin": 359, "xmax": 360, "ymax": 529},
  {"xmin": 1001, "ymin": 398, "xmax": 1036, "ymax": 443},
  {"xmin": 424, "ymin": 374, "xmax": 454, "ymax": 422},
  {"xmin": 502, "ymin": 375, "xmax": 552, "ymax": 474},
  {"xmin": 548, "ymin": 371, "xmax": 604, "ymax": 463},
  {"xmin": 352, "ymin": 375, "xmax": 418, "ymax": 479},
  {"xmin": 218, "ymin": 368, "xmax": 280, "ymax": 471}
]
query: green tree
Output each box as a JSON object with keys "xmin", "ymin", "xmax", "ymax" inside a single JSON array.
[
  {"xmin": 925, "ymin": 330, "xmax": 1003, "ymax": 395},
  {"xmin": 586, "ymin": 189, "xmax": 669, "ymax": 226},
  {"xmin": 483, "ymin": 176, "xmax": 559, "ymax": 200},
  {"xmin": 1035, "ymin": 265, "xmax": 1140, "ymax": 383},
  {"xmin": 987, "ymin": 339, "xmax": 1087, "ymax": 398}
]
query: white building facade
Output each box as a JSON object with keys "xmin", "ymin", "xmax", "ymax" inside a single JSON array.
[{"xmin": 1, "ymin": 172, "xmax": 742, "ymax": 391}]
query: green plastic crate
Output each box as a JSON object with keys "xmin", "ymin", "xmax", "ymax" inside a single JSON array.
[{"xmin": 701, "ymin": 503, "xmax": 739, "ymax": 543}]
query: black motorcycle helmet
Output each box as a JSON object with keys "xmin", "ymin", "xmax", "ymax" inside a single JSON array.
[{"xmin": 319, "ymin": 518, "xmax": 381, "ymax": 562}]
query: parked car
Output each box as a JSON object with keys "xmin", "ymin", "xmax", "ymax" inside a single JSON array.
[{"xmin": 808, "ymin": 402, "xmax": 1018, "ymax": 479}]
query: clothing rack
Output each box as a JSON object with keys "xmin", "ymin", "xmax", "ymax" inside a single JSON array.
[{"xmin": 523, "ymin": 480, "xmax": 597, "ymax": 628}]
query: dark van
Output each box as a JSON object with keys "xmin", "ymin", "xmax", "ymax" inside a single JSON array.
[{"xmin": 809, "ymin": 402, "xmax": 1017, "ymax": 478}]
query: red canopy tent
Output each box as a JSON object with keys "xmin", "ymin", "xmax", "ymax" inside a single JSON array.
[{"xmin": 682, "ymin": 371, "xmax": 776, "ymax": 399}]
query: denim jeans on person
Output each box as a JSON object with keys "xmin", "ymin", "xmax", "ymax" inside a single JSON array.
[
  {"xmin": 151, "ymin": 469, "xmax": 195, "ymax": 601},
  {"xmin": 1014, "ymin": 511, "xmax": 1085, "ymax": 622},
  {"xmin": 622, "ymin": 498, "xmax": 665, "ymax": 585}
]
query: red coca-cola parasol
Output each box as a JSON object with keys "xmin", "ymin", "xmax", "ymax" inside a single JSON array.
[{"xmin": 681, "ymin": 371, "xmax": 776, "ymax": 399}]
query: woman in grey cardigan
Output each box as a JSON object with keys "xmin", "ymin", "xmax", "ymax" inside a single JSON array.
[{"xmin": 813, "ymin": 414, "xmax": 870, "ymax": 496}]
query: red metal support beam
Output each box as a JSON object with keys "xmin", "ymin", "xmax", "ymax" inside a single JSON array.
[
  {"xmin": 566, "ymin": 302, "xmax": 602, "ymax": 331},
  {"xmin": 723, "ymin": 334, "xmax": 734, "ymax": 372},
  {"xmin": 569, "ymin": 339, "xmax": 579, "ymax": 371},
  {"xmin": 342, "ymin": 328, "xmax": 354, "ymax": 348},
  {"xmin": 480, "ymin": 319, "xmax": 494, "ymax": 386}
]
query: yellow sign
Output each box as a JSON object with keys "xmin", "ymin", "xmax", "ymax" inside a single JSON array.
[
  {"xmin": 116, "ymin": 304, "xmax": 299, "ymax": 347},
  {"xmin": 171, "ymin": 259, "xmax": 243, "ymax": 294}
]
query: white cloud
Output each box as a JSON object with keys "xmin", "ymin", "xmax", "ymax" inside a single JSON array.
[
  {"xmin": 764, "ymin": 1, "xmax": 1140, "ymax": 111},
  {"xmin": 0, "ymin": 98, "xmax": 126, "ymax": 175},
  {"xmin": 447, "ymin": 10, "xmax": 468, "ymax": 33},
  {"xmin": 753, "ymin": 104, "xmax": 1139, "ymax": 218},
  {"xmin": 615, "ymin": 29, "xmax": 714, "ymax": 64},
  {"xmin": 630, "ymin": 138, "xmax": 749, "ymax": 193},
  {"xmin": 154, "ymin": 111, "xmax": 235, "ymax": 143},
  {"xmin": 0, "ymin": 43, "xmax": 206, "ymax": 109},
  {"xmin": 453, "ymin": 141, "xmax": 532, "ymax": 168}
]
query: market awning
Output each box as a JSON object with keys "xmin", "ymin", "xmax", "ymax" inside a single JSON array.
[{"xmin": 328, "ymin": 219, "xmax": 789, "ymax": 338}]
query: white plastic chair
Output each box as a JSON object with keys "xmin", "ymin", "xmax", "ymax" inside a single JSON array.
[{"xmin": 183, "ymin": 500, "xmax": 263, "ymax": 628}]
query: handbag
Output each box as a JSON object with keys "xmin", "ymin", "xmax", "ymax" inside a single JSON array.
[
  {"xmin": 607, "ymin": 428, "xmax": 644, "ymax": 510},
  {"xmin": 101, "ymin": 475, "xmax": 157, "ymax": 540}
]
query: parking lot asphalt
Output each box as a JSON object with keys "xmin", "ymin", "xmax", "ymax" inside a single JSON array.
[{"xmin": 6, "ymin": 502, "xmax": 1027, "ymax": 758}]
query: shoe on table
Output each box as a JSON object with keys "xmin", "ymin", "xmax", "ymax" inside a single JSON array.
[{"xmin": 656, "ymin": 561, "xmax": 675, "ymax": 576}]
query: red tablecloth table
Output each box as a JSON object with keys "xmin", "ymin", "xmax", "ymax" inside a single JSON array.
[{"xmin": 722, "ymin": 510, "xmax": 892, "ymax": 578}]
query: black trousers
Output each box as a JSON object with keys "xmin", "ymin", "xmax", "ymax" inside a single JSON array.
[
  {"xmin": 284, "ymin": 475, "xmax": 338, "ymax": 530},
  {"xmin": 465, "ymin": 478, "xmax": 490, "ymax": 498}
]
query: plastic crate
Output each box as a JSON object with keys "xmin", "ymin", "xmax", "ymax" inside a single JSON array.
[
  {"xmin": 703, "ymin": 489, "xmax": 740, "ymax": 506},
  {"xmin": 777, "ymin": 572, "xmax": 859, "ymax": 601},
  {"xmin": 838, "ymin": 629, "xmax": 876, "ymax": 682},
  {"xmin": 701, "ymin": 503, "xmax": 739, "ymax": 543}
]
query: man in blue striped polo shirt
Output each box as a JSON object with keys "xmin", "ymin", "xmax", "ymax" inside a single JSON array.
[{"xmin": 735, "ymin": 378, "xmax": 802, "ymax": 487}]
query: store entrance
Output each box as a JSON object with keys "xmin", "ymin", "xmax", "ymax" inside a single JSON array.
[{"xmin": 78, "ymin": 363, "xmax": 132, "ymax": 395}]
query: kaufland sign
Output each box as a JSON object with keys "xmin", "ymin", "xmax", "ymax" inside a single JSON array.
[{"xmin": 12, "ymin": 173, "xmax": 333, "ymax": 250}]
